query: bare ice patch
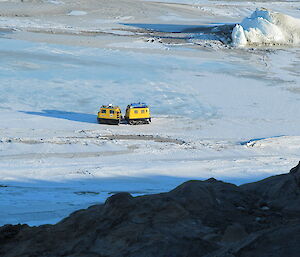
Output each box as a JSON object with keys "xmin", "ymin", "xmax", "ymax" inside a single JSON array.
[{"xmin": 67, "ymin": 10, "xmax": 87, "ymax": 16}]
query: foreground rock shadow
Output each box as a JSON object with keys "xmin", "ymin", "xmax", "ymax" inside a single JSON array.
[{"xmin": 1, "ymin": 162, "xmax": 300, "ymax": 257}]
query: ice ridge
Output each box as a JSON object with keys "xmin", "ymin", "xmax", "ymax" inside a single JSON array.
[{"xmin": 232, "ymin": 8, "xmax": 300, "ymax": 47}]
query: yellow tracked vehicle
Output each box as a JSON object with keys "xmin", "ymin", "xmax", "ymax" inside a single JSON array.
[
  {"xmin": 125, "ymin": 102, "xmax": 151, "ymax": 125},
  {"xmin": 97, "ymin": 104, "xmax": 122, "ymax": 125}
]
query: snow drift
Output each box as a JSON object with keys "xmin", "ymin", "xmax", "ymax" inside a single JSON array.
[{"xmin": 232, "ymin": 8, "xmax": 300, "ymax": 47}]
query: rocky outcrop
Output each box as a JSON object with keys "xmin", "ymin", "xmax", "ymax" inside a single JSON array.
[
  {"xmin": 1, "ymin": 163, "xmax": 300, "ymax": 257},
  {"xmin": 241, "ymin": 161, "xmax": 300, "ymax": 212}
]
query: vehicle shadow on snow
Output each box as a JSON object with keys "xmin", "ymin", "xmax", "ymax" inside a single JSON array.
[{"xmin": 20, "ymin": 110, "xmax": 97, "ymax": 124}]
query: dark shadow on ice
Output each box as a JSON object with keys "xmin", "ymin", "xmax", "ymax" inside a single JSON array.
[
  {"xmin": 20, "ymin": 110, "xmax": 97, "ymax": 124},
  {"xmin": 122, "ymin": 23, "xmax": 235, "ymax": 43},
  {"xmin": 122, "ymin": 23, "xmax": 206, "ymax": 33},
  {"xmin": 122, "ymin": 23, "xmax": 235, "ymax": 33},
  {"xmin": 240, "ymin": 135, "xmax": 285, "ymax": 146}
]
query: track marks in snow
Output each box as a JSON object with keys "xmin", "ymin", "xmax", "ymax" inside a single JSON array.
[
  {"xmin": 0, "ymin": 134, "xmax": 187, "ymax": 160},
  {"xmin": 0, "ymin": 134, "xmax": 186, "ymax": 145}
]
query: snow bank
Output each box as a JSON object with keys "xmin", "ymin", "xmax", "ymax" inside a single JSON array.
[{"xmin": 232, "ymin": 8, "xmax": 300, "ymax": 47}]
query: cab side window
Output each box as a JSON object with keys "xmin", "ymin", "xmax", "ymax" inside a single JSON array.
[
  {"xmin": 134, "ymin": 110, "xmax": 138, "ymax": 114},
  {"xmin": 101, "ymin": 109, "xmax": 106, "ymax": 113},
  {"xmin": 141, "ymin": 110, "xmax": 145, "ymax": 113},
  {"xmin": 110, "ymin": 110, "xmax": 115, "ymax": 114}
]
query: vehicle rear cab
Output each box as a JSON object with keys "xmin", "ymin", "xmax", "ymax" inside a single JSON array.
[
  {"xmin": 125, "ymin": 102, "xmax": 151, "ymax": 125},
  {"xmin": 97, "ymin": 104, "xmax": 122, "ymax": 125}
]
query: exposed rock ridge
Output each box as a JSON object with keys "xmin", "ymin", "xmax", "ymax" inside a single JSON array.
[{"xmin": 1, "ymin": 163, "xmax": 300, "ymax": 257}]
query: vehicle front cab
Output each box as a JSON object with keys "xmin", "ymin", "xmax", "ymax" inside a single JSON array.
[{"xmin": 97, "ymin": 104, "xmax": 122, "ymax": 125}]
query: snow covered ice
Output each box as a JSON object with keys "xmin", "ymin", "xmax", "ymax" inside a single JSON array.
[{"xmin": 0, "ymin": 0, "xmax": 300, "ymax": 226}]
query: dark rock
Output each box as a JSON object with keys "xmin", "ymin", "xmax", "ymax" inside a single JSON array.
[
  {"xmin": 236, "ymin": 223, "xmax": 300, "ymax": 257},
  {"xmin": 0, "ymin": 224, "xmax": 28, "ymax": 242},
  {"xmin": 241, "ymin": 162, "xmax": 300, "ymax": 212},
  {"xmin": 289, "ymin": 161, "xmax": 300, "ymax": 174},
  {"xmin": 1, "ymin": 163, "xmax": 300, "ymax": 257},
  {"xmin": 221, "ymin": 223, "xmax": 248, "ymax": 243}
]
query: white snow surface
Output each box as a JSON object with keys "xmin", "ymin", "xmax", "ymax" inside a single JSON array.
[
  {"xmin": 232, "ymin": 8, "xmax": 300, "ymax": 46},
  {"xmin": 0, "ymin": 0, "xmax": 300, "ymax": 226}
]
